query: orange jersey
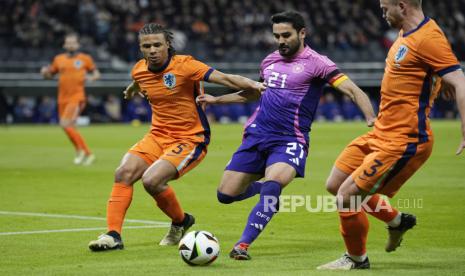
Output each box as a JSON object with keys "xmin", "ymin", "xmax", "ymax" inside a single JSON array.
[
  {"xmin": 49, "ymin": 53, "xmax": 96, "ymax": 103},
  {"xmin": 131, "ymin": 55, "xmax": 214, "ymax": 144},
  {"xmin": 375, "ymin": 18, "xmax": 461, "ymax": 143}
]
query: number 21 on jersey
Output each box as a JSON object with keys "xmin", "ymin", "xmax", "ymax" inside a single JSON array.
[{"xmin": 268, "ymin": 72, "xmax": 288, "ymax": 88}]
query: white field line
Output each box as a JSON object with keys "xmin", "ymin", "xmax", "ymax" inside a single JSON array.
[
  {"xmin": 0, "ymin": 211, "xmax": 169, "ymax": 225},
  {"xmin": 0, "ymin": 225, "xmax": 167, "ymax": 236}
]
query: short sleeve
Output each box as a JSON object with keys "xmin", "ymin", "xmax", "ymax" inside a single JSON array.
[
  {"xmin": 418, "ymin": 32, "xmax": 461, "ymax": 77},
  {"xmin": 49, "ymin": 56, "xmax": 59, "ymax": 74},
  {"xmin": 312, "ymin": 55, "xmax": 340, "ymax": 82},
  {"xmin": 183, "ymin": 57, "xmax": 214, "ymax": 81},
  {"xmin": 85, "ymin": 55, "xmax": 96, "ymax": 72}
]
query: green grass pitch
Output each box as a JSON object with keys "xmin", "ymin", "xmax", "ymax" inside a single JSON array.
[{"xmin": 1, "ymin": 121, "xmax": 464, "ymax": 275}]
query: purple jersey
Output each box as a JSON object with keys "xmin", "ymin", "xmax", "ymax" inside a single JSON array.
[{"xmin": 245, "ymin": 46, "xmax": 340, "ymax": 145}]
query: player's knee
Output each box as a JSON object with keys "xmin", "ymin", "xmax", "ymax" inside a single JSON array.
[
  {"xmin": 59, "ymin": 120, "xmax": 72, "ymax": 128},
  {"xmin": 325, "ymin": 178, "xmax": 339, "ymax": 195},
  {"xmin": 114, "ymin": 165, "xmax": 138, "ymax": 184},
  {"xmin": 217, "ymin": 190, "xmax": 235, "ymax": 204}
]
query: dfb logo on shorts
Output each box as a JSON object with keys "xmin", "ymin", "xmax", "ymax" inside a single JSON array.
[
  {"xmin": 163, "ymin": 73, "xmax": 176, "ymax": 89},
  {"xmin": 74, "ymin": 60, "xmax": 83, "ymax": 69},
  {"xmin": 395, "ymin": 45, "xmax": 409, "ymax": 64}
]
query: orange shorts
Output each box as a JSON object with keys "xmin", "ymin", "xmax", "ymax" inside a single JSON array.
[
  {"xmin": 129, "ymin": 133, "xmax": 207, "ymax": 178},
  {"xmin": 335, "ymin": 132, "xmax": 433, "ymax": 197},
  {"xmin": 58, "ymin": 101, "xmax": 86, "ymax": 121}
]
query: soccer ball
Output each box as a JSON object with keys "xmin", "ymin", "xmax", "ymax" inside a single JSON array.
[{"xmin": 178, "ymin": 230, "xmax": 220, "ymax": 266}]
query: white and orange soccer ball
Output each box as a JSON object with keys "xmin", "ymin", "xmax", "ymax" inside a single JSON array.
[{"xmin": 178, "ymin": 230, "xmax": 220, "ymax": 266}]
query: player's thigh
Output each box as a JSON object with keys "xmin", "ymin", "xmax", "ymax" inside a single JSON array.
[
  {"xmin": 264, "ymin": 162, "xmax": 296, "ymax": 187},
  {"xmin": 59, "ymin": 101, "xmax": 85, "ymax": 126},
  {"xmin": 351, "ymin": 141, "xmax": 423, "ymax": 196},
  {"xmin": 218, "ymin": 170, "xmax": 262, "ymax": 195},
  {"xmin": 128, "ymin": 133, "xmax": 163, "ymax": 165},
  {"xmin": 377, "ymin": 140, "xmax": 433, "ymax": 197},
  {"xmin": 115, "ymin": 152, "xmax": 150, "ymax": 184},
  {"xmin": 141, "ymin": 159, "xmax": 178, "ymax": 189},
  {"xmin": 329, "ymin": 133, "xmax": 373, "ymax": 193},
  {"xmin": 160, "ymin": 140, "xmax": 208, "ymax": 178}
]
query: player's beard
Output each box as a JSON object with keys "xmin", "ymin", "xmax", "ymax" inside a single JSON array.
[{"xmin": 278, "ymin": 38, "xmax": 300, "ymax": 58}]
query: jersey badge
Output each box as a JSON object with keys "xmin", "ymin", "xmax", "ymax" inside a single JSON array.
[
  {"xmin": 394, "ymin": 45, "xmax": 409, "ymax": 64},
  {"xmin": 292, "ymin": 63, "xmax": 305, "ymax": 73},
  {"xmin": 74, "ymin": 60, "xmax": 83, "ymax": 69},
  {"xmin": 163, "ymin": 73, "xmax": 176, "ymax": 89}
]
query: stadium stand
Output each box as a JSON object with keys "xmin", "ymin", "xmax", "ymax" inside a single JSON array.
[{"xmin": 0, "ymin": 0, "xmax": 463, "ymax": 123}]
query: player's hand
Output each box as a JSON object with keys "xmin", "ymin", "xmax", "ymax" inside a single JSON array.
[
  {"xmin": 86, "ymin": 75, "xmax": 98, "ymax": 82},
  {"xmin": 196, "ymin": 94, "xmax": 217, "ymax": 105},
  {"xmin": 255, "ymin": 82, "xmax": 267, "ymax": 94},
  {"xmin": 456, "ymin": 139, "xmax": 465, "ymax": 155},
  {"xmin": 40, "ymin": 66, "xmax": 48, "ymax": 75},
  {"xmin": 123, "ymin": 82, "xmax": 143, "ymax": 100},
  {"xmin": 366, "ymin": 117, "xmax": 376, "ymax": 127}
]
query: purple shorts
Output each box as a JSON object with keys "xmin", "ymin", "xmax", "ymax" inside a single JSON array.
[{"xmin": 225, "ymin": 133, "xmax": 308, "ymax": 177}]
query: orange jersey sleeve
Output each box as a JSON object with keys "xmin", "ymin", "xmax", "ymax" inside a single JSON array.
[
  {"xmin": 418, "ymin": 30, "xmax": 461, "ymax": 76},
  {"xmin": 180, "ymin": 56, "xmax": 214, "ymax": 81},
  {"xmin": 83, "ymin": 54, "xmax": 97, "ymax": 72}
]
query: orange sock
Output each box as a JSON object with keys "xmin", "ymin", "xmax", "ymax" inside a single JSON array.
[
  {"xmin": 107, "ymin": 183, "xmax": 133, "ymax": 234},
  {"xmin": 153, "ymin": 186, "xmax": 185, "ymax": 224},
  {"xmin": 63, "ymin": 127, "xmax": 91, "ymax": 154},
  {"xmin": 364, "ymin": 194, "xmax": 399, "ymax": 223},
  {"xmin": 339, "ymin": 211, "xmax": 369, "ymax": 256}
]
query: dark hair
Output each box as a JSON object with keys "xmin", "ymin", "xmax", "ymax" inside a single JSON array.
[
  {"xmin": 271, "ymin": 11, "xmax": 306, "ymax": 32},
  {"xmin": 138, "ymin": 23, "xmax": 176, "ymax": 56}
]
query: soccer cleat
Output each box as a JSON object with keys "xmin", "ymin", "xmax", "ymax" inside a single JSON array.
[
  {"xmin": 229, "ymin": 243, "xmax": 251, "ymax": 260},
  {"xmin": 73, "ymin": 150, "xmax": 86, "ymax": 165},
  {"xmin": 317, "ymin": 253, "xmax": 370, "ymax": 270},
  {"xmin": 82, "ymin": 154, "xmax": 96, "ymax": 166},
  {"xmin": 385, "ymin": 213, "xmax": 417, "ymax": 252},
  {"xmin": 159, "ymin": 213, "xmax": 195, "ymax": 246},
  {"xmin": 88, "ymin": 231, "xmax": 124, "ymax": 251}
]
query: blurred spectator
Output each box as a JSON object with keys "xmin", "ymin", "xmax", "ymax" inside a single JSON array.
[
  {"xmin": 318, "ymin": 93, "xmax": 343, "ymax": 122},
  {"xmin": 104, "ymin": 94, "xmax": 122, "ymax": 122},
  {"xmin": 36, "ymin": 95, "xmax": 57, "ymax": 123},
  {"xmin": 13, "ymin": 96, "xmax": 35, "ymax": 123},
  {"xmin": 2, "ymin": 0, "xmax": 465, "ymax": 63},
  {"xmin": 340, "ymin": 95, "xmax": 362, "ymax": 120},
  {"xmin": 124, "ymin": 96, "xmax": 151, "ymax": 122}
]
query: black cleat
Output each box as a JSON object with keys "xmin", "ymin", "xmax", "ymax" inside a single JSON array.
[
  {"xmin": 159, "ymin": 213, "xmax": 195, "ymax": 246},
  {"xmin": 229, "ymin": 243, "xmax": 251, "ymax": 260},
  {"xmin": 386, "ymin": 213, "xmax": 417, "ymax": 252}
]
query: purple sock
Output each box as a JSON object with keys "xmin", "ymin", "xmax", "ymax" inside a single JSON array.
[
  {"xmin": 217, "ymin": 181, "xmax": 262, "ymax": 204},
  {"xmin": 237, "ymin": 180, "xmax": 281, "ymax": 245},
  {"xmin": 236, "ymin": 181, "xmax": 262, "ymax": 201}
]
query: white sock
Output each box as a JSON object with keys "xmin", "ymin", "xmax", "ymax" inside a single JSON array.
[
  {"xmin": 348, "ymin": 253, "xmax": 367, "ymax": 262},
  {"xmin": 388, "ymin": 212, "xmax": 402, "ymax": 228}
]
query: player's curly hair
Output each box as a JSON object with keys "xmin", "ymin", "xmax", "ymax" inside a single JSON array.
[{"xmin": 138, "ymin": 23, "xmax": 176, "ymax": 56}]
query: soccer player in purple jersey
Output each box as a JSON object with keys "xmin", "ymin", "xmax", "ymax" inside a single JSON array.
[{"xmin": 197, "ymin": 11, "xmax": 376, "ymax": 260}]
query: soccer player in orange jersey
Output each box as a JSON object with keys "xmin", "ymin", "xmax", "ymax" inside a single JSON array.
[
  {"xmin": 88, "ymin": 23, "xmax": 266, "ymax": 251},
  {"xmin": 41, "ymin": 33, "xmax": 100, "ymax": 165},
  {"xmin": 318, "ymin": 0, "xmax": 465, "ymax": 270}
]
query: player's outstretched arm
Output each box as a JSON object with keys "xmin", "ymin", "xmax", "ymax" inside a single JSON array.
[
  {"xmin": 207, "ymin": 70, "xmax": 266, "ymax": 94},
  {"xmin": 40, "ymin": 66, "xmax": 54, "ymax": 80},
  {"xmin": 87, "ymin": 69, "xmax": 101, "ymax": 82},
  {"xmin": 123, "ymin": 81, "xmax": 144, "ymax": 100},
  {"xmin": 441, "ymin": 70, "xmax": 465, "ymax": 155},
  {"xmin": 334, "ymin": 78, "xmax": 376, "ymax": 127},
  {"xmin": 196, "ymin": 90, "xmax": 261, "ymax": 105}
]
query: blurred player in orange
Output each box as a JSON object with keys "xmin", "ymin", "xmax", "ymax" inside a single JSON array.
[
  {"xmin": 88, "ymin": 23, "xmax": 265, "ymax": 251},
  {"xmin": 41, "ymin": 33, "xmax": 100, "ymax": 165},
  {"xmin": 318, "ymin": 0, "xmax": 465, "ymax": 270}
]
